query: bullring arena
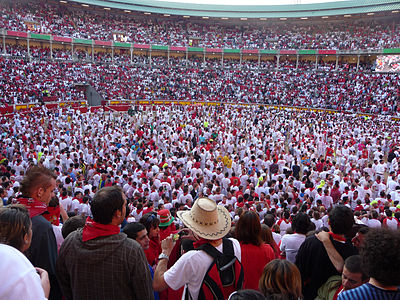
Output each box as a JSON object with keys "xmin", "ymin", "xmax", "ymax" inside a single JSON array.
[{"xmin": 0, "ymin": 0, "xmax": 400, "ymax": 300}]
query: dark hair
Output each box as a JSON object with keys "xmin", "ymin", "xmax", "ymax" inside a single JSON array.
[
  {"xmin": 140, "ymin": 212, "xmax": 160, "ymax": 234},
  {"xmin": 360, "ymin": 228, "xmax": 400, "ymax": 286},
  {"xmin": 0, "ymin": 205, "xmax": 31, "ymax": 251},
  {"xmin": 329, "ymin": 205, "xmax": 354, "ymax": 235},
  {"xmin": 235, "ymin": 211, "xmax": 262, "ymax": 246},
  {"xmin": 259, "ymin": 259, "xmax": 302, "ymax": 300},
  {"xmin": 123, "ymin": 222, "xmax": 145, "ymax": 240},
  {"xmin": 344, "ymin": 255, "xmax": 368, "ymax": 281},
  {"xmin": 264, "ymin": 214, "xmax": 276, "ymax": 227},
  {"xmin": 291, "ymin": 213, "xmax": 311, "ymax": 235},
  {"xmin": 61, "ymin": 215, "xmax": 86, "ymax": 239},
  {"xmin": 19, "ymin": 166, "xmax": 56, "ymax": 197},
  {"xmin": 90, "ymin": 186, "xmax": 125, "ymax": 224},
  {"xmin": 228, "ymin": 289, "xmax": 266, "ymax": 300}
]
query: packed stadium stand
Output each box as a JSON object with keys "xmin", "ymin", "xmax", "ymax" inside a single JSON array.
[
  {"xmin": 0, "ymin": 0, "xmax": 399, "ymax": 115},
  {"xmin": 2, "ymin": 2, "xmax": 400, "ymax": 300}
]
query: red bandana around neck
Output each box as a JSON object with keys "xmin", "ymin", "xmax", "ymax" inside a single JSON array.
[
  {"xmin": 329, "ymin": 232, "xmax": 347, "ymax": 242},
  {"xmin": 82, "ymin": 217, "xmax": 120, "ymax": 242},
  {"xmin": 17, "ymin": 197, "xmax": 47, "ymax": 218},
  {"xmin": 193, "ymin": 238, "xmax": 210, "ymax": 249}
]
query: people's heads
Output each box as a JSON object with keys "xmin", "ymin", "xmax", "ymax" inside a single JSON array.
[
  {"xmin": 260, "ymin": 224, "xmax": 275, "ymax": 246},
  {"xmin": 259, "ymin": 259, "xmax": 302, "ymax": 300},
  {"xmin": 235, "ymin": 210, "xmax": 262, "ymax": 246},
  {"xmin": 90, "ymin": 186, "xmax": 126, "ymax": 225},
  {"xmin": 228, "ymin": 289, "xmax": 266, "ymax": 300},
  {"xmin": 291, "ymin": 212, "xmax": 311, "ymax": 235},
  {"xmin": 351, "ymin": 226, "xmax": 369, "ymax": 249},
  {"xmin": 19, "ymin": 166, "xmax": 56, "ymax": 205},
  {"xmin": 158, "ymin": 209, "xmax": 175, "ymax": 228},
  {"xmin": 123, "ymin": 222, "xmax": 150, "ymax": 250},
  {"xmin": 360, "ymin": 228, "xmax": 400, "ymax": 287},
  {"xmin": 0, "ymin": 205, "xmax": 32, "ymax": 252},
  {"xmin": 177, "ymin": 198, "xmax": 231, "ymax": 241},
  {"xmin": 140, "ymin": 213, "xmax": 160, "ymax": 240},
  {"xmin": 328, "ymin": 205, "xmax": 354, "ymax": 235},
  {"xmin": 61, "ymin": 215, "xmax": 86, "ymax": 239},
  {"xmin": 264, "ymin": 213, "xmax": 276, "ymax": 228},
  {"xmin": 341, "ymin": 255, "xmax": 369, "ymax": 291}
]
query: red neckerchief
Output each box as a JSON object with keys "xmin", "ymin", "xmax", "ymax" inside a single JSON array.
[
  {"xmin": 43, "ymin": 206, "xmax": 61, "ymax": 226},
  {"xmin": 16, "ymin": 197, "xmax": 47, "ymax": 218},
  {"xmin": 329, "ymin": 232, "xmax": 346, "ymax": 242},
  {"xmin": 333, "ymin": 285, "xmax": 344, "ymax": 300},
  {"xmin": 193, "ymin": 238, "xmax": 210, "ymax": 249},
  {"xmin": 82, "ymin": 217, "xmax": 120, "ymax": 242}
]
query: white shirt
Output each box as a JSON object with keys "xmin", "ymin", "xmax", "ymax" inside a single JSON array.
[
  {"xmin": 367, "ymin": 219, "xmax": 381, "ymax": 228},
  {"xmin": 164, "ymin": 238, "xmax": 241, "ymax": 300},
  {"xmin": 0, "ymin": 244, "xmax": 46, "ymax": 300},
  {"xmin": 280, "ymin": 233, "xmax": 307, "ymax": 263}
]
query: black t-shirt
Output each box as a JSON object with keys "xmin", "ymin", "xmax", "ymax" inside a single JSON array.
[
  {"xmin": 295, "ymin": 235, "xmax": 358, "ymax": 300},
  {"xmin": 28, "ymin": 215, "xmax": 62, "ymax": 300},
  {"xmin": 292, "ymin": 164, "xmax": 301, "ymax": 177}
]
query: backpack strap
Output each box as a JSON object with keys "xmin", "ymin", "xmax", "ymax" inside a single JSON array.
[
  {"xmin": 222, "ymin": 238, "xmax": 234, "ymax": 256},
  {"xmin": 197, "ymin": 239, "xmax": 242, "ymax": 300},
  {"xmin": 198, "ymin": 242, "xmax": 223, "ymax": 259},
  {"xmin": 184, "ymin": 284, "xmax": 194, "ymax": 300}
]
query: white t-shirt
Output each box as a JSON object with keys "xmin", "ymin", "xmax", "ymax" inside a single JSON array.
[
  {"xmin": 0, "ymin": 244, "xmax": 46, "ymax": 299},
  {"xmin": 367, "ymin": 219, "xmax": 381, "ymax": 228},
  {"xmin": 70, "ymin": 199, "xmax": 80, "ymax": 213},
  {"xmin": 164, "ymin": 238, "xmax": 241, "ymax": 300},
  {"xmin": 279, "ymin": 233, "xmax": 306, "ymax": 263}
]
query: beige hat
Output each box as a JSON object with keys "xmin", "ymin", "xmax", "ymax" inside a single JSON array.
[{"xmin": 177, "ymin": 198, "xmax": 231, "ymax": 240}]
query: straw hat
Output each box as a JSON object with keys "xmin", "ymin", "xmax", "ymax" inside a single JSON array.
[{"xmin": 177, "ymin": 198, "xmax": 231, "ymax": 240}]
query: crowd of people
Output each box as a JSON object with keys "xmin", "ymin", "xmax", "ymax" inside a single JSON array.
[
  {"xmin": 0, "ymin": 0, "xmax": 400, "ymax": 298},
  {"xmin": 0, "ymin": 50, "xmax": 398, "ymax": 115},
  {"xmin": 0, "ymin": 105, "xmax": 400, "ymax": 299},
  {"xmin": 1, "ymin": 0, "xmax": 400, "ymax": 50}
]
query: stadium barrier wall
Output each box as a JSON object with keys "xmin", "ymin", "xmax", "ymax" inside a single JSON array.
[{"xmin": 2, "ymin": 99, "xmax": 399, "ymax": 121}]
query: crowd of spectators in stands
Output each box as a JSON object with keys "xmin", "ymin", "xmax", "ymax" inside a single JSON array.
[
  {"xmin": 1, "ymin": 0, "xmax": 399, "ymax": 50},
  {"xmin": 0, "ymin": 45, "xmax": 398, "ymax": 115},
  {"xmin": 1, "ymin": 105, "xmax": 400, "ymax": 299}
]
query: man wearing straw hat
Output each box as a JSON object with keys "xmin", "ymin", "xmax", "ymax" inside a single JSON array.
[{"xmin": 153, "ymin": 197, "xmax": 241, "ymax": 300}]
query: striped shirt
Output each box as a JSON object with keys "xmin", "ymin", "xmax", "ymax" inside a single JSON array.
[{"xmin": 338, "ymin": 283, "xmax": 400, "ymax": 300}]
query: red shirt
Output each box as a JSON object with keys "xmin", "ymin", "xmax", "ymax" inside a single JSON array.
[
  {"xmin": 144, "ymin": 238, "xmax": 161, "ymax": 267},
  {"xmin": 240, "ymin": 243, "xmax": 275, "ymax": 290}
]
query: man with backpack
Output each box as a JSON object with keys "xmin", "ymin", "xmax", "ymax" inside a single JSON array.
[{"xmin": 153, "ymin": 197, "xmax": 243, "ymax": 300}]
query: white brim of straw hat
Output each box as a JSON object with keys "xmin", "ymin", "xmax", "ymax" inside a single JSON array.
[{"xmin": 177, "ymin": 198, "xmax": 231, "ymax": 240}]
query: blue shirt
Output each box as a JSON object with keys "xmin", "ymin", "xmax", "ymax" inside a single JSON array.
[{"xmin": 338, "ymin": 283, "xmax": 400, "ymax": 300}]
